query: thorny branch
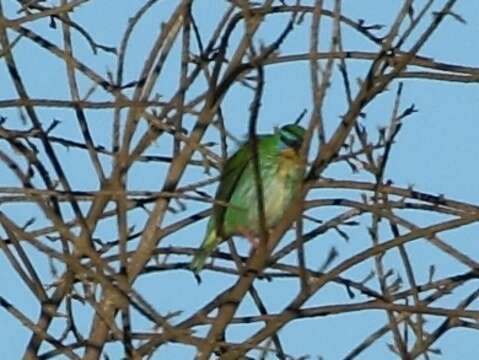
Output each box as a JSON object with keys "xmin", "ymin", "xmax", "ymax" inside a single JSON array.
[{"xmin": 0, "ymin": 1, "xmax": 477, "ymax": 359}]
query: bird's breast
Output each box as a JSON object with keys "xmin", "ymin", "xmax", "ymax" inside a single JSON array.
[
  {"xmin": 277, "ymin": 148, "xmax": 301, "ymax": 178},
  {"xmin": 260, "ymin": 148, "xmax": 302, "ymax": 227}
]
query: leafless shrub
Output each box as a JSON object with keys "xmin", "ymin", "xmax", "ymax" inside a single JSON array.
[{"xmin": 0, "ymin": 1, "xmax": 478, "ymax": 359}]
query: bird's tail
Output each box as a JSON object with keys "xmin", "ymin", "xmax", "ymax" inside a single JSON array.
[{"xmin": 190, "ymin": 227, "xmax": 219, "ymax": 281}]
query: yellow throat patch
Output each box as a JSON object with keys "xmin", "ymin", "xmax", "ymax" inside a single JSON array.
[{"xmin": 278, "ymin": 148, "xmax": 301, "ymax": 177}]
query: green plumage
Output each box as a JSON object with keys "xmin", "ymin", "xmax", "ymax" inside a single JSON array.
[{"xmin": 190, "ymin": 124, "xmax": 306, "ymax": 277}]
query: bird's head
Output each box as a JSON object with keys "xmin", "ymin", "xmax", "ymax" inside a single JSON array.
[{"xmin": 278, "ymin": 124, "xmax": 306, "ymax": 151}]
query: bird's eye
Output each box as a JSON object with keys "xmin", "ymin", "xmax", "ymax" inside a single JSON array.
[{"xmin": 280, "ymin": 134, "xmax": 300, "ymax": 148}]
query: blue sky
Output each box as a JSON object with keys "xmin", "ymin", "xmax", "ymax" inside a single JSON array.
[{"xmin": 0, "ymin": 0, "xmax": 479, "ymax": 359}]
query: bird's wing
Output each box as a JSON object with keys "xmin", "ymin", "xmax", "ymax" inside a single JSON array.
[
  {"xmin": 213, "ymin": 135, "xmax": 274, "ymax": 232},
  {"xmin": 212, "ymin": 139, "xmax": 253, "ymax": 234}
]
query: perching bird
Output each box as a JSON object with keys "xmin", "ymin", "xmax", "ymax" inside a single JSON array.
[{"xmin": 190, "ymin": 123, "xmax": 306, "ymax": 279}]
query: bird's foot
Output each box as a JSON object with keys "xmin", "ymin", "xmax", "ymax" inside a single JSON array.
[{"xmin": 237, "ymin": 226, "xmax": 259, "ymax": 248}]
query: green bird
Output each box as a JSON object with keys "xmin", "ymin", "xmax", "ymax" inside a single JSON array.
[{"xmin": 190, "ymin": 123, "xmax": 306, "ymax": 279}]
